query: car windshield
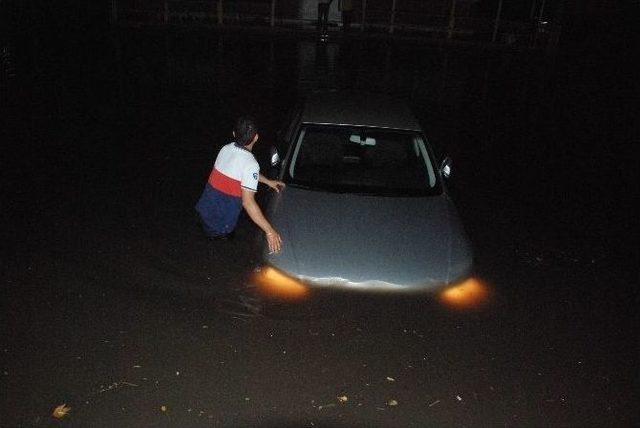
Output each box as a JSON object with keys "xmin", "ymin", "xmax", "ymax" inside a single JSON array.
[{"xmin": 285, "ymin": 125, "xmax": 440, "ymax": 196}]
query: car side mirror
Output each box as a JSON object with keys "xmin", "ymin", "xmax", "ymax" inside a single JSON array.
[
  {"xmin": 440, "ymin": 157, "xmax": 452, "ymax": 179},
  {"xmin": 270, "ymin": 146, "xmax": 281, "ymax": 167}
]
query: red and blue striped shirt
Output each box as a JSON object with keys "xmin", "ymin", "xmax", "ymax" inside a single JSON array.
[{"xmin": 195, "ymin": 143, "xmax": 260, "ymax": 236}]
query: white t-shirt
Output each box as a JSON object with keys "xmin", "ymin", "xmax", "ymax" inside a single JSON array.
[{"xmin": 208, "ymin": 143, "xmax": 259, "ymax": 197}]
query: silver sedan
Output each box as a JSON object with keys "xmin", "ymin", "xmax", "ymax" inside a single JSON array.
[{"xmin": 253, "ymin": 92, "xmax": 478, "ymax": 303}]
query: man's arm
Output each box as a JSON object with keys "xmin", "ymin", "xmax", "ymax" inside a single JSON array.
[{"xmin": 241, "ymin": 188, "xmax": 282, "ymax": 253}]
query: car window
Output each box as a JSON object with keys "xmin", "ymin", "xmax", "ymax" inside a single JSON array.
[{"xmin": 287, "ymin": 125, "xmax": 440, "ymax": 196}]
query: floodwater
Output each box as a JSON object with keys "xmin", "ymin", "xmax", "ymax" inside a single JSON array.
[{"xmin": 2, "ymin": 26, "xmax": 637, "ymax": 426}]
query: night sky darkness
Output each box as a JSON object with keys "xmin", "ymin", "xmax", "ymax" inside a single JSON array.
[{"xmin": 1, "ymin": 1, "xmax": 637, "ymax": 426}]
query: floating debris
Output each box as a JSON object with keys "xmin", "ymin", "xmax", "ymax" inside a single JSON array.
[
  {"xmin": 387, "ymin": 399, "xmax": 398, "ymax": 406},
  {"xmin": 337, "ymin": 395, "xmax": 348, "ymax": 403},
  {"xmin": 52, "ymin": 404, "xmax": 71, "ymax": 419},
  {"xmin": 317, "ymin": 403, "xmax": 336, "ymax": 410},
  {"xmin": 97, "ymin": 381, "xmax": 139, "ymax": 394},
  {"xmin": 386, "ymin": 376, "xmax": 395, "ymax": 382}
]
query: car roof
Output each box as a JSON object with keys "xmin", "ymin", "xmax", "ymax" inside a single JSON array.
[{"xmin": 300, "ymin": 92, "xmax": 423, "ymax": 132}]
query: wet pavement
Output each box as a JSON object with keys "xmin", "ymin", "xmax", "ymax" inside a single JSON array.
[{"xmin": 2, "ymin": 27, "xmax": 637, "ymax": 426}]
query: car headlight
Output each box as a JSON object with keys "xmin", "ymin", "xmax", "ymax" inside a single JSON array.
[
  {"xmin": 252, "ymin": 266, "xmax": 310, "ymax": 300},
  {"xmin": 438, "ymin": 277, "xmax": 490, "ymax": 309}
]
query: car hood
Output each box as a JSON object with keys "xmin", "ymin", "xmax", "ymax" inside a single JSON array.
[{"xmin": 264, "ymin": 187, "xmax": 472, "ymax": 290}]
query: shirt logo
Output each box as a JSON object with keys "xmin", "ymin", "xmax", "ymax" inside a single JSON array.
[{"xmin": 253, "ymin": 173, "xmax": 258, "ymax": 180}]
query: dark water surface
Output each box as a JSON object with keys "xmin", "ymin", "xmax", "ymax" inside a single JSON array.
[{"xmin": 2, "ymin": 28, "xmax": 637, "ymax": 426}]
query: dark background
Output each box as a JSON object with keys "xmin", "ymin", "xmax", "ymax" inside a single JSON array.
[{"xmin": 1, "ymin": 1, "xmax": 638, "ymax": 426}]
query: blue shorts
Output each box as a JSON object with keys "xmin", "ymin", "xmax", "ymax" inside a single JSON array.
[{"xmin": 195, "ymin": 185, "xmax": 242, "ymax": 237}]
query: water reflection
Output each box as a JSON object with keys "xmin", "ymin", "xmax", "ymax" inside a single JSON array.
[{"xmin": 106, "ymin": 30, "xmax": 552, "ymax": 114}]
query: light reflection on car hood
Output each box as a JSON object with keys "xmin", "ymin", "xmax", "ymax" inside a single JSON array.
[{"xmin": 264, "ymin": 187, "xmax": 472, "ymax": 290}]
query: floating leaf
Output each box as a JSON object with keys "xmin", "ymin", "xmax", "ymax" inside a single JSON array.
[
  {"xmin": 337, "ymin": 395, "xmax": 348, "ymax": 403},
  {"xmin": 52, "ymin": 404, "xmax": 71, "ymax": 418},
  {"xmin": 387, "ymin": 399, "xmax": 398, "ymax": 406}
]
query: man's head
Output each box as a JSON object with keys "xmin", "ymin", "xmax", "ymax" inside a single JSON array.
[{"xmin": 233, "ymin": 116, "xmax": 259, "ymax": 147}]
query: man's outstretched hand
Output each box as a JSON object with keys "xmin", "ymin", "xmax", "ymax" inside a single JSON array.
[{"xmin": 265, "ymin": 230, "xmax": 282, "ymax": 254}]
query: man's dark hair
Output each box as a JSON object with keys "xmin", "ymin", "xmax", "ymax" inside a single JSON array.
[{"xmin": 234, "ymin": 116, "xmax": 258, "ymax": 146}]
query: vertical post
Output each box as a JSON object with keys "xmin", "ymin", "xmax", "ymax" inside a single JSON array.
[
  {"xmin": 111, "ymin": 0, "xmax": 118, "ymax": 25},
  {"xmin": 163, "ymin": 0, "xmax": 169, "ymax": 24},
  {"xmin": 389, "ymin": 0, "xmax": 397, "ymax": 34},
  {"xmin": 447, "ymin": 0, "xmax": 456, "ymax": 39},
  {"xmin": 537, "ymin": 0, "xmax": 546, "ymax": 20},
  {"xmin": 492, "ymin": 0, "xmax": 503, "ymax": 42},
  {"xmin": 536, "ymin": 0, "xmax": 546, "ymax": 48},
  {"xmin": 361, "ymin": 0, "xmax": 367, "ymax": 32},
  {"xmin": 217, "ymin": 0, "xmax": 223, "ymax": 25},
  {"xmin": 270, "ymin": 0, "xmax": 276, "ymax": 27}
]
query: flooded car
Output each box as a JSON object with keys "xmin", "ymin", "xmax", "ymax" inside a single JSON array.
[{"xmin": 252, "ymin": 92, "xmax": 473, "ymax": 299}]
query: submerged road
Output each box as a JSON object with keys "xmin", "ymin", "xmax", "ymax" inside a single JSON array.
[
  {"xmin": 3, "ymin": 209, "xmax": 635, "ymax": 427},
  {"xmin": 2, "ymin": 29, "xmax": 637, "ymax": 426}
]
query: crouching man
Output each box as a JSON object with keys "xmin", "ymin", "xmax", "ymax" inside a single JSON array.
[{"xmin": 195, "ymin": 117, "xmax": 285, "ymax": 253}]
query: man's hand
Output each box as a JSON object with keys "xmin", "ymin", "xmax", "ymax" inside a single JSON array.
[
  {"xmin": 259, "ymin": 174, "xmax": 286, "ymax": 193},
  {"xmin": 266, "ymin": 179, "xmax": 286, "ymax": 193},
  {"xmin": 265, "ymin": 230, "xmax": 282, "ymax": 254}
]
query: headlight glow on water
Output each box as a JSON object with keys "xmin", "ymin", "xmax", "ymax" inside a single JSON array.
[
  {"xmin": 438, "ymin": 277, "xmax": 491, "ymax": 309},
  {"xmin": 252, "ymin": 266, "xmax": 310, "ymax": 300}
]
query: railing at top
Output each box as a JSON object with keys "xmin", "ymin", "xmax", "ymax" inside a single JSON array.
[{"xmin": 111, "ymin": 0, "xmax": 560, "ymax": 48}]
